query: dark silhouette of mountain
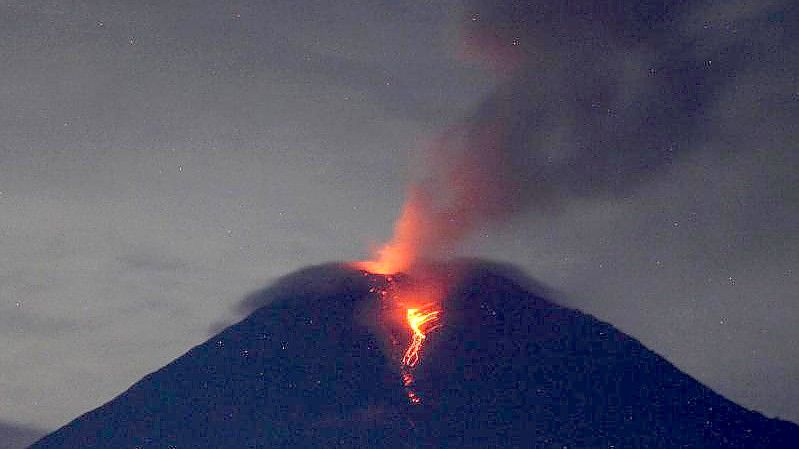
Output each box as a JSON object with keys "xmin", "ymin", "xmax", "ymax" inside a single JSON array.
[
  {"xmin": 0, "ymin": 421, "xmax": 47, "ymax": 449},
  {"xmin": 29, "ymin": 261, "xmax": 798, "ymax": 448}
]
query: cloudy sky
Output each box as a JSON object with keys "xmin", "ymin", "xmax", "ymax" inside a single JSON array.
[{"xmin": 1, "ymin": 0, "xmax": 797, "ymax": 440}]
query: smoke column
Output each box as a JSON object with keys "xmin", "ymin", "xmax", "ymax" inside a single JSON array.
[{"xmin": 363, "ymin": 0, "xmax": 795, "ymax": 274}]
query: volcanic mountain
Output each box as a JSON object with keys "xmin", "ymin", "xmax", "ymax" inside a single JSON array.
[{"xmin": 29, "ymin": 261, "xmax": 798, "ymax": 448}]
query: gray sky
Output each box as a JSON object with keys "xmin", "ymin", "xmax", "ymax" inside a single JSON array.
[{"xmin": 1, "ymin": 0, "xmax": 797, "ymax": 436}]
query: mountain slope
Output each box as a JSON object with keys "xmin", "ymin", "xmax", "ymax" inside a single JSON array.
[{"xmin": 29, "ymin": 261, "xmax": 798, "ymax": 448}]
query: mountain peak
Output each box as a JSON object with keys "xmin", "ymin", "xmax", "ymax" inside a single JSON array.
[{"xmin": 30, "ymin": 261, "xmax": 798, "ymax": 448}]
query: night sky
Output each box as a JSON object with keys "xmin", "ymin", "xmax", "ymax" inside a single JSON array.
[{"xmin": 1, "ymin": 0, "xmax": 797, "ymax": 441}]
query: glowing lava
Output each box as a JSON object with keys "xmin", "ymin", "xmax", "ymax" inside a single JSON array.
[
  {"xmin": 398, "ymin": 305, "xmax": 441, "ymax": 405},
  {"xmin": 355, "ymin": 181, "xmax": 446, "ymax": 405},
  {"xmin": 402, "ymin": 307, "xmax": 441, "ymax": 368},
  {"xmin": 359, "ymin": 273, "xmax": 444, "ymax": 405}
]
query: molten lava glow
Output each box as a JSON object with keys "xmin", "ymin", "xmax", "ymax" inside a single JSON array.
[
  {"xmin": 401, "ymin": 307, "xmax": 440, "ymax": 367},
  {"xmin": 360, "ymin": 274, "xmax": 444, "ymax": 405},
  {"xmin": 397, "ymin": 302, "xmax": 442, "ymax": 405},
  {"xmin": 355, "ymin": 187, "xmax": 445, "ymax": 404},
  {"xmin": 356, "ymin": 189, "xmax": 426, "ymax": 275}
]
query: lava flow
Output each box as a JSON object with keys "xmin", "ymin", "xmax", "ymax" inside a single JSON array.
[
  {"xmin": 400, "ymin": 305, "xmax": 441, "ymax": 404},
  {"xmin": 402, "ymin": 307, "xmax": 441, "ymax": 368},
  {"xmin": 362, "ymin": 275, "xmax": 444, "ymax": 406},
  {"xmin": 352, "ymin": 182, "xmax": 450, "ymax": 404},
  {"xmin": 355, "ymin": 221, "xmax": 444, "ymax": 405}
]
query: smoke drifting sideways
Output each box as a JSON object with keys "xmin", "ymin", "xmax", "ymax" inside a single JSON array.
[{"xmin": 369, "ymin": 0, "xmax": 797, "ymax": 272}]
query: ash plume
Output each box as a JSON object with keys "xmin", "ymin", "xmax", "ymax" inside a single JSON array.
[{"xmin": 376, "ymin": 0, "xmax": 797, "ymax": 270}]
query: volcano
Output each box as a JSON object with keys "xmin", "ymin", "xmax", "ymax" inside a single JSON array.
[{"xmin": 29, "ymin": 261, "xmax": 798, "ymax": 448}]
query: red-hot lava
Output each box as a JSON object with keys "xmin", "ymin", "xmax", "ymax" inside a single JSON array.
[
  {"xmin": 358, "ymin": 271, "xmax": 445, "ymax": 406},
  {"xmin": 402, "ymin": 307, "xmax": 441, "ymax": 368},
  {"xmin": 353, "ymin": 122, "xmax": 514, "ymax": 404},
  {"xmin": 355, "ymin": 201, "xmax": 448, "ymax": 404},
  {"xmin": 353, "ymin": 51, "xmax": 520, "ymax": 407},
  {"xmin": 353, "ymin": 185, "xmax": 447, "ymax": 404}
]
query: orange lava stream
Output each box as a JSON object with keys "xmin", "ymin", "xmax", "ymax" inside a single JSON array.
[
  {"xmin": 361, "ymin": 276, "xmax": 443, "ymax": 405},
  {"xmin": 401, "ymin": 307, "xmax": 441, "ymax": 367},
  {"xmin": 397, "ymin": 302, "xmax": 442, "ymax": 405},
  {"xmin": 355, "ymin": 187, "xmax": 444, "ymax": 405}
]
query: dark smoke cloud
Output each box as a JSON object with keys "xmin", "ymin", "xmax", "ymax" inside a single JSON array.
[{"xmin": 414, "ymin": 0, "xmax": 798, "ymax": 239}]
